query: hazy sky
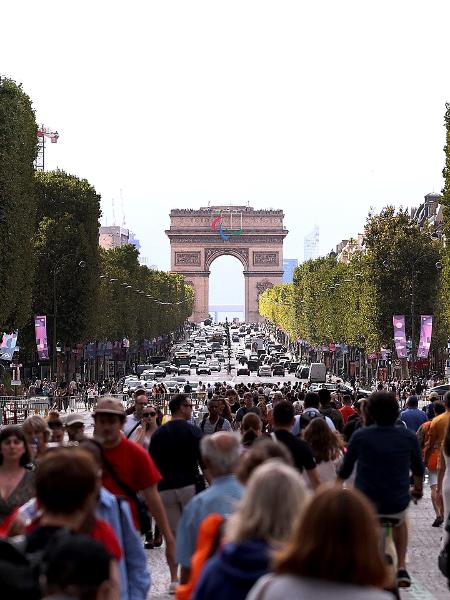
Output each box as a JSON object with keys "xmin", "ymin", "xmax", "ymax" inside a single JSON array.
[{"xmin": 3, "ymin": 1, "xmax": 450, "ymax": 311}]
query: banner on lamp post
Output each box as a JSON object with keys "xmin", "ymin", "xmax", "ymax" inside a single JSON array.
[
  {"xmin": 34, "ymin": 316, "xmax": 49, "ymax": 360},
  {"xmin": 0, "ymin": 331, "xmax": 18, "ymax": 361},
  {"xmin": 393, "ymin": 315, "xmax": 407, "ymax": 359},
  {"xmin": 417, "ymin": 315, "xmax": 433, "ymax": 359}
]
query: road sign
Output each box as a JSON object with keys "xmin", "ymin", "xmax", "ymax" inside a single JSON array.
[{"xmin": 11, "ymin": 380, "xmax": 22, "ymax": 386}]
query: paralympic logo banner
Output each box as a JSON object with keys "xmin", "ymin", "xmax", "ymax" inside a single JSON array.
[
  {"xmin": 393, "ymin": 315, "xmax": 407, "ymax": 359},
  {"xmin": 417, "ymin": 315, "xmax": 433, "ymax": 359},
  {"xmin": 211, "ymin": 215, "xmax": 243, "ymax": 241},
  {"xmin": 34, "ymin": 315, "xmax": 49, "ymax": 360},
  {"xmin": 0, "ymin": 331, "xmax": 18, "ymax": 361}
]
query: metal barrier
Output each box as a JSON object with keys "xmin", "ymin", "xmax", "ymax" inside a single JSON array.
[{"xmin": 0, "ymin": 397, "xmax": 51, "ymax": 425}]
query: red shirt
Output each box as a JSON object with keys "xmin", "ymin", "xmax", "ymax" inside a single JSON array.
[
  {"xmin": 102, "ymin": 436, "xmax": 162, "ymax": 528},
  {"xmin": 339, "ymin": 405, "xmax": 357, "ymax": 424},
  {"xmin": 25, "ymin": 517, "xmax": 122, "ymax": 561}
]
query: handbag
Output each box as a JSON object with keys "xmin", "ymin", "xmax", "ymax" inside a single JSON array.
[{"xmin": 103, "ymin": 457, "xmax": 152, "ymax": 534}]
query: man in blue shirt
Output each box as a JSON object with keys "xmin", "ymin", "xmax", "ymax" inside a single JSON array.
[
  {"xmin": 338, "ymin": 391, "xmax": 424, "ymax": 589},
  {"xmin": 176, "ymin": 431, "xmax": 244, "ymax": 584},
  {"xmin": 400, "ymin": 395, "xmax": 428, "ymax": 432}
]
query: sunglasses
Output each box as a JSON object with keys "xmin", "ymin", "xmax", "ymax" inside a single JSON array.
[{"xmin": 143, "ymin": 411, "xmax": 156, "ymax": 417}]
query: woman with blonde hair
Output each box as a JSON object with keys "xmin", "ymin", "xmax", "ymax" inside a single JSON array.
[
  {"xmin": 248, "ymin": 487, "xmax": 391, "ymax": 600},
  {"xmin": 192, "ymin": 461, "xmax": 308, "ymax": 600}
]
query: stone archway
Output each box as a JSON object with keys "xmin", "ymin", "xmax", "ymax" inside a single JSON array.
[{"xmin": 166, "ymin": 206, "xmax": 288, "ymax": 323}]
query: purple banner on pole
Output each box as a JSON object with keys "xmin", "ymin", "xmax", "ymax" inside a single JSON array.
[
  {"xmin": 417, "ymin": 315, "xmax": 433, "ymax": 358},
  {"xmin": 393, "ymin": 315, "xmax": 407, "ymax": 359},
  {"xmin": 34, "ymin": 316, "xmax": 49, "ymax": 360}
]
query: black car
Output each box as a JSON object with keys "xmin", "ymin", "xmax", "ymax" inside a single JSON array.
[
  {"xmin": 289, "ymin": 361, "xmax": 300, "ymax": 373},
  {"xmin": 272, "ymin": 363, "xmax": 285, "ymax": 376},
  {"xmin": 237, "ymin": 366, "xmax": 250, "ymax": 376}
]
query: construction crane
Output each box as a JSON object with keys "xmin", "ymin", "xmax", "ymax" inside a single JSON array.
[{"xmin": 35, "ymin": 124, "xmax": 59, "ymax": 171}]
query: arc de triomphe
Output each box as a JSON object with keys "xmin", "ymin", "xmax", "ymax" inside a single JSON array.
[{"xmin": 166, "ymin": 206, "xmax": 288, "ymax": 323}]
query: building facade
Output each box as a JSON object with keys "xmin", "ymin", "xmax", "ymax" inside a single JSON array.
[
  {"xmin": 304, "ymin": 226, "xmax": 320, "ymax": 262},
  {"xmin": 99, "ymin": 226, "xmax": 129, "ymax": 250}
]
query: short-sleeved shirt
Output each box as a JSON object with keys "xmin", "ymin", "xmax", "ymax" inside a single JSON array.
[
  {"xmin": 400, "ymin": 408, "xmax": 428, "ymax": 432},
  {"xmin": 103, "ymin": 436, "xmax": 161, "ymax": 528},
  {"xmin": 149, "ymin": 419, "xmax": 203, "ymax": 491},
  {"xmin": 338, "ymin": 424, "xmax": 425, "ymax": 514},
  {"xmin": 235, "ymin": 406, "xmax": 261, "ymax": 423},
  {"xmin": 201, "ymin": 416, "xmax": 233, "ymax": 435},
  {"xmin": 273, "ymin": 429, "xmax": 316, "ymax": 473}
]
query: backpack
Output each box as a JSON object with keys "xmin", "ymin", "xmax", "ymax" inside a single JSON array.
[
  {"xmin": 0, "ymin": 528, "xmax": 71, "ymax": 600},
  {"xmin": 299, "ymin": 409, "xmax": 325, "ymax": 429},
  {"xmin": 200, "ymin": 414, "xmax": 225, "ymax": 433}
]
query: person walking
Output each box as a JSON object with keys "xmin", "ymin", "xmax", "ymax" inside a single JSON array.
[
  {"xmin": 93, "ymin": 396, "xmax": 178, "ymax": 591},
  {"xmin": 193, "ymin": 461, "xmax": 308, "ymax": 600},
  {"xmin": 149, "ymin": 394, "xmax": 206, "ymax": 565},
  {"xmin": 176, "ymin": 432, "xmax": 243, "ymax": 586},
  {"xmin": 134, "ymin": 403, "xmax": 159, "ymax": 451},
  {"xmin": 303, "ymin": 417, "xmax": 344, "ymax": 483},
  {"xmin": 248, "ymin": 487, "xmax": 392, "ymax": 600},
  {"xmin": 271, "ymin": 401, "xmax": 320, "ymax": 490},
  {"xmin": 199, "ymin": 397, "xmax": 233, "ymax": 434},
  {"xmin": 400, "ymin": 396, "xmax": 427, "ymax": 432},
  {"xmin": 338, "ymin": 392, "xmax": 424, "ymax": 588},
  {"xmin": 123, "ymin": 389, "xmax": 148, "ymax": 438},
  {"xmin": 0, "ymin": 426, "xmax": 35, "ymax": 525}
]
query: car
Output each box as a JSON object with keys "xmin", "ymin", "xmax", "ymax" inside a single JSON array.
[
  {"xmin": 153, "ymin": 367, "xmax": 166, "ymax": 378},
  {"xmin": 140, "ymin": 372, "xmax": 156, "ymax": 382},
  {"xmin": 249, "ymin": 354, "xmax": 259, "ymax": 362},
  {"xmin": 166, "ymin": 364, "xmax": 179, "ymax": 374},
  {"xmin": 209, "ymin": 361, "xmax": 221, "ymax": 372},
  {"xmin": 271, "ymin": 363, "xmax": 285, "ymax": 376},
  {"xmin": 232, "ymin": 334, "xmax": 240, "ymax": 342},
  {"xmin": 178, "ymin": 365, "xmax": 191, "ymax": 375},
  {"xmin": 289, "ymin": 361, "xmax": 300, "ymax": 373},
  {"xmin": 237, "ymin": 366, "xmax": 250, "ymax": 376},
  {"xmin": 122, "ymin": 379, "xmax": 142, "ymax": 393},
  {"xmin": 295, "ymin": 365, "xmax": 310, "ymax": 381},
  {"xmin": 196, "ymin": 365, "xmax": 211, "ymax": 375},
  {"xmin": 428, "ymin": 384, "xmax": 450, "ymax": 398},
  {"xmin": 258, "ymin": 366, "xmax": 272, "ymax": 377},
  {"xmin": 190, "ymin": 360, "xmax": 199, "ymax": 369}
]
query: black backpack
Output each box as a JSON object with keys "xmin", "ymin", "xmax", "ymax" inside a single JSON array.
[
  {"xmin": 0, "ymin": 528, "xmax": 71, "ymax": 600},
  {"xmin": 200, "ymin": 414, "xmax": 225, "ymax": 433},
  {"xmin": 299, "ymin": 409, "xmax": 325, "ymax": 430}
]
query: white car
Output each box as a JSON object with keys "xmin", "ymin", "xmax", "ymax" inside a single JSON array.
[
  {"xmin": 257, "ymin": 366, "xmax": 272, "ymax": 377},
  {"xmin": 209, "ymin": 361, "xmax": 221, "ymax": 372}
]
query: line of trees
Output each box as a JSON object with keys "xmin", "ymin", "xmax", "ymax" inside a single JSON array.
[
  {"xmin": 0, "ymin": 77, "xmax": 194, "ymax": 367},
  {"xmin": 260, "ymin": 207, "xmax": 444, "ymax": 359}
]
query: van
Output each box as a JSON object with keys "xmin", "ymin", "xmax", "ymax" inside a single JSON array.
[{"xmin": 308, "ymin": 363, "xmax": 326, "ymax": 384}]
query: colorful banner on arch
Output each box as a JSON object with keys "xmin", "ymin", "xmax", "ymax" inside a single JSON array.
[
  {"xmin": 417, "ymin": 315, "xmax": 433, "ymax": 359},
  {"xmin": 393, "ymin": 315, "xmax": 407, "ymax": 359}
]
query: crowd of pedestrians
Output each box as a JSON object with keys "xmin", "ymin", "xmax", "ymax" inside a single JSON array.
[{"xmin": 1, "ymin": 369, "xmax": 450, "ymax": 598}]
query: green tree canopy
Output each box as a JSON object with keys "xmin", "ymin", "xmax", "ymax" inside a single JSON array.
[{"xmin": 0, "ymin": 78, "xmax": 37, "ymax": 331}]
